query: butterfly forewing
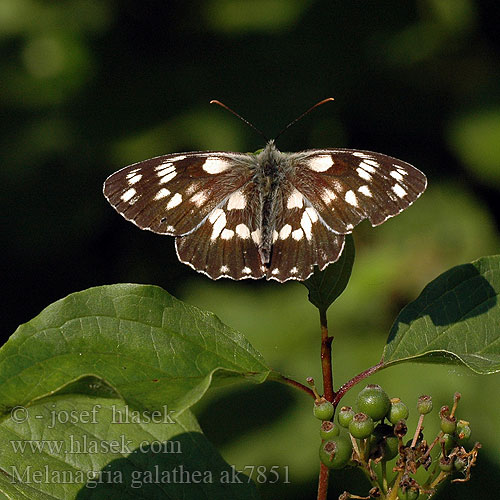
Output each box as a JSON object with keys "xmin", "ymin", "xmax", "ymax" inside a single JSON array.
[
  {"xmin": 103, "ymin": 152, "xmax": 254, "ymax": 236},
  {"xmin": 289, "ymin": 149, "xmax": 427, "ymax": 233}
]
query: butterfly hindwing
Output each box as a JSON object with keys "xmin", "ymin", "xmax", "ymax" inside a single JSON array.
[
  {"xmin": 266, "ymin": 192, "xmax": 346, "ymax": 281},
  {"xmin": 175, "ymin": 181, "xmax": 265, "ymax": 280}
]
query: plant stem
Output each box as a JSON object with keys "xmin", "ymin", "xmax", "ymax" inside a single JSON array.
[
  {"xmin": 381, "ymin": 460, "xmax": 388, "ymax": 494},
  {"xmin": 317, "ymin": 308, "xmax": 334, "ymax": 500},
  {"xmin": 317, "ymin": 463, "xmax": 329, "ymax": 500},
  {"xmin": 320, "ymin": 309, "xmax": 334, "ymax": 401},
  {"xmin": 272, "ymin": 373, "xmax": 316, "ymax": 398},
  {"xmin": 411, "ymin": 414, "xmax": 425, "ymax": 448},
  {"xmin": 332, "ymin": 361, "xmax": 385, "ymax": 407}
]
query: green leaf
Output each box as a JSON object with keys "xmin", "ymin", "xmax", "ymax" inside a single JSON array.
[
  {"xmin": 0, "ymin": 284, "xmax": 271, "ymax": 417},
  {"xmin": 383, "ymin": 255, "xmax": 500, "ymax": 374},
  {"xmin": 0, "ymin": 396, "xmax": 259, "ymax": 499},
  {"xmin": 302, "ymin": 234, "xmax": 355, "ymax": 312}
]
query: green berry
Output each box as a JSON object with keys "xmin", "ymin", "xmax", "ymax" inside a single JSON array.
[
  {"xmin": 440, "ymin": 415, "xmax": 457, "ymax": 434},
  {"xmin": 313, "ymin": 398, "xmax": 334, "ymax": 421},
  {"xmin": 349, "ymin": 412, "xmax": 374, "ymax": 439},
  {"xmin": 439, "ymin": 456, "xmax": 453, "ymax": 472},
  {"xmin": 384, "ymin": 435, "xmax": 399, "ymax": 461},
  {"xmin": 338, "ymin": 406, "xmax": 355, "ymax": 428},
  {"xmin": 356, "ymin": 384, "xmax": 390, "ymax": 421},
  {"xmin": 387, "ymin": 398, "xmax": 409, "ymax": 424},
  {"xmin": 319, "ymin": 435, "xmax": 353, "ymax": 469},
  {"xmin": 417, "ymin": 395, "xmax": 433, "ymax": 415},
  {"xmin": 456, "ymin": 420, "xmax": 471, "ymax": 444},
  {"xmin": 442, "ymin": 433, "xmax": 455, "ymax": 452},
  {"xmin": 320, "ymin": 420, "xmax": 340, "ymax": 440}
]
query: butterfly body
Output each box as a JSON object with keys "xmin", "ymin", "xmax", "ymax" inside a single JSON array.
[{"xmin": 104, "ymin": 138, "xmax": 426, "ymax": 282}]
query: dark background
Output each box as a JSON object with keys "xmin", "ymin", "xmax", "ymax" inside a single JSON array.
[{"xmin": 2, "ymin": 1, "xmax": 500, "ymax": 498}]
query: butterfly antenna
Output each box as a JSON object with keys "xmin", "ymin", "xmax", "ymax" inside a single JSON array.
[
  {"xmin": 210, "ymin": 100, "xmax": 269, "ymax": 142},
  {"xmin": 274, "ymin": 97, "xmax": 335, "ymax": 141}
]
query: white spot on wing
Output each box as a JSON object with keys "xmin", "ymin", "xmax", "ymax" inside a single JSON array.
[
  {"xmin": 390, "ymin": 170, "xmax": 404, "ymax": 182},
  {"xmin": 279, "ymin": 224, "xmax": 292, "ymax": 239},
  {"xmin": 251, "ymin": 229, "xmax": 262, "ymax": 244},
  {"xmin": 209, "ymin": 208, "xmax": 224, "ymax": 223},
  {"xmin": 272, "ymin": 230, "xmax": 279, "ymax": 243},
  {"xmin": 300, "ymin": 211, "xmax": 313, "ymax": 240},
  {"xmin": 169, "ymin": 155, "xmax": 187, "ymax": 162},
  {"xmin": 290, "ymin": 267, "xmax": 298, "ymax": 274},
  {"xmin": 359, "ymin": 161, "xmax": 376, "ymax": 173},
  {"xmin": 166, "ymin": 192, "xmax": 182, "ymax": 209},
  {"xmin": 121, "ymin": 188, "xmax": 136, "ymax": 202},
  {"xmin": 157, "ymin": 165, "xmax": 176, "ymax": 176},
  {"xmin": 220, "ymin": 265, "xmax": 229, "ymax": 273},
  {"xmin": 352, "ymin": 152, "xmax": 372, "ymax": 159},
  {"xmin": 227, "ymin": 190, "xmax": 246, "ymax": 210},
  {"xmin": 358, "ymin": 185, "xmax": 372, "ymax": 197},
  {"xmin": 287, "ymin": 189, "xmax": 304, "ymax": 209},
  {"xmin": 155, "ymin": 164, "xmax": 169, "ymax": 172},
  {"xmin": 159, "ymin": 171, "xmax": 176, "ymax": 184},
  {"xmin": 236, "ymin": 224, "xmax": 251, "ymax": 239},
  {"xmin": 221, "ymin": 229, "xmax": 234, "ymax": 239},
  {"xmin": 392, "ymin": 184, "xmax": 407, "ymax": 198},
  {"xmin": 292, "ymin": 228, "xmax": 304, "ymax": 240},
  {"xmin": 210, "ymin": 210, "xmax": 227, "ymax": 239},
  {"xmin": 308, "ymin": 155, "xmax": 333, "ymax": 172},
  {"xmin": 305, "ymin": 207, "xmax": 319, "ymax": 222},
  {"xmin": 271, "ymin": 268, "xmax": 280, "ymax": 275},
  {"xmin": 128, "ymin": 174, "xmax": 143, "ymax": 185},
  {"xmin": 154, "ymin": 188, "xmax": 170, "ymax": 200},
  {"xmin": 242, "ymin": 266, "xmax": 251, "ymax": 274},
  {"xmin": 203, "ymin": 157, "xmax": 231, "ymax": 174},
  {"xmin": 357, "ymin": 167, "xmax": 372, "ymax": 181},
  {"xmin": 191, "ymin": 190, "xmax": 208, "ymax": 207},
  {"xmin": 345, "ymin": 190, "xmax": 358, "ymax": 207},
  {"xmin": 185, "ymin": 183, "xmax": 199, "ymax": 195},
  {"xmin": 321, "ymin": 188, "xmax": 336, "ymax": 204}
]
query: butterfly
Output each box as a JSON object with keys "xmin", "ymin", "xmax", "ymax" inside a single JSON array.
[{"xmin": 103, "ymin": 102, "xmax": 427, "ymax": 282}]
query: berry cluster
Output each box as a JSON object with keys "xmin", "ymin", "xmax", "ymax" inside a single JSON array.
[{"xmin": 312, "ymin": 383, "xmax": 480, "ymax": 499}]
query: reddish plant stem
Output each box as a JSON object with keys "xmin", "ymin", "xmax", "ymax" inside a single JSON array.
[
  {"xmin": 332, "ymin": 360, "xmax": 385, "ymax": 407},
  {"xmin": 320, "ymin": 309, "xmax": 334, "ymax": 401},
  {"xmin": 317, "ymin": 309, "xmax": 334, "ymax": 500},
  {"xmin": 277, "ymin": 374, "xmax": 315, "ymax": 398},
  {"xmin": 317, "ymin": 463, "xmax": 329, "ymax": 500}
]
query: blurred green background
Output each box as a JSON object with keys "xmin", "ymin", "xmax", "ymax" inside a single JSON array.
[{"xmin": 2, "ymin": 0, "xmax": 500, "ymax": 498}]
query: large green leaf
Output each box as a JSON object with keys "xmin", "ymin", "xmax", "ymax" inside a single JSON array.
[
  {"xmin": 0, "ymin": 396, "xmax": 258, "ymax": 499},
  {"xmin": 302, "ymin": 234, "xmax": 355, "ymax": 313},
  {"xmin": 0, "ymin": 284, "xmax": 270, "ymax": 417},
  {"xmin": 383, "ymin": 256, "xmax": 500, "ymax": 374}
]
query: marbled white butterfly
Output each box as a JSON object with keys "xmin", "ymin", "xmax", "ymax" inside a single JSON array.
[{"xmin": 103, "ymin": 100, "xmax": 427, "ymax": 282}]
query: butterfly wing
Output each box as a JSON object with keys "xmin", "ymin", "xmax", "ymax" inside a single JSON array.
[
  {"xmin": 286, "ymin": 149, "xmax": 427, "ymax": 234},
  {"xmin": 265, "ymin": 187, "xmax": 346, "ymax": 282},
  {"xmin": 175, "ymin": 181, "xmax": 266, "ymax": 280},
  {"xmin": 103, "ymin": 152, "xmax": 256, "ymax": 236}
]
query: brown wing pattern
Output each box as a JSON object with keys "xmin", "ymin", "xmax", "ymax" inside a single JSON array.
[{"xmin": 103, "ymin": 152, "xmax": 254, "ymax": 236}]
